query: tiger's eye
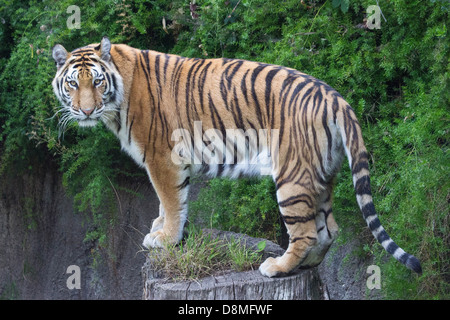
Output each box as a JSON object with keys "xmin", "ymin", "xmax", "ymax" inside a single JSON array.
[
  {"xmin": 69, "ymin": 80, "xmax": 77, "ymax": 87},
  {"xmin": 94, "ymin": 79, "xmax": 101, "ymax": 85}
]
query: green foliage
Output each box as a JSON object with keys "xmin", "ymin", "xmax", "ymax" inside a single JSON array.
[
  {"xmin": 189, "ymin": 177, "xmax": 281, "ymax": 242},
  {"xmin": 0, "ymin": 0, "xmax": 448, "ymax": 299}
]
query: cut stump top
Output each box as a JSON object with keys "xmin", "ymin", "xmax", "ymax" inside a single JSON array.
[{"xmin": 142, "ymin": 229, "xmax": 326, "ymax": 300}]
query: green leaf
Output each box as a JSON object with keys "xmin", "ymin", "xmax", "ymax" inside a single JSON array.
[
  {"xmin": 332, "ymin": 0, "xmax": 341, "ymax": 8},
  {"xmin": 340, "ymin": 0, "xmax": 349, "ymax": 13},
  {"xmin": 257, "ymin": 240, "xmax": 267, "ymax": 252}
]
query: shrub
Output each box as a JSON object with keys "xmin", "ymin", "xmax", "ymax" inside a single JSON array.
[{"xmin": 189, "ymin": 177, "xmax": 281, "ymax": 242}]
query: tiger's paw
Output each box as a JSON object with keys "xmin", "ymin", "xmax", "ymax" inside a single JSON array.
[
  {"xmin": 150, "ymin": 216, "xmax": 164, "ymax": 233},
  {"xmin": 259, "ymin": 257, "xmax": 290, "ymax": 278},
  {"xmin": 142, "ymin": 229, "xmax": 179, "ymax": 249}
]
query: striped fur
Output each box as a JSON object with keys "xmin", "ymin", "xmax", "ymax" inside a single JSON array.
[{"xmin": 52, "ymin": 37, "xmax": 422, "ymax": 277}]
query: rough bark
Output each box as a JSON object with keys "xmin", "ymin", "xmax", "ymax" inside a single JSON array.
[{"xmin": 142, "ymin": 229, "xmax": 326, "ymax": 300}]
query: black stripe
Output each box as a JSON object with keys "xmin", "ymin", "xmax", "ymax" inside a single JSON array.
[
  {"xmin": 147, "ymin": 112, "xmax": 155, "ymax": 157},
  {"xmin": 56, "ymin": 77, "xmax": 61, "ymax": 93},
  {"xmin": 361, "ymin": 202, "xmax": 376, "ymax": 220},
  {"xmin": 265, "ymin": 68, "xmax": 281, "ymax": 123},
  {"xmin": 398, "ymin": 252, "xmax": 409, "ymax": 264},
  {"xmin": 154, "ymin": 54, "xmax": 162, "ymax": 96},
  {"xmin": 386, "ymin": 241, "xmax": 399, "ymax": 255},
  {"xmin": 200, "ymin": 164, "xmax": 210, "ymax": 175},
  {"xmin": 352, "ymin": 161, "xmax": 369, "ymax": 176},
  {"xmin": 71, "ymin": 50, "xmax": 94, "ymax": 55},
  {"xmin": 105, "ymin": 72, "xmax": 111, "ymax": 86},
  {"xmin": 128, "ymin": 116, "xmax": 134, "ymax": 145},
  {"xmin": 270, "ymin": 92, "xmax": 276, "ymax": 129},
  {"xmin": 228, "ymin": 60, "xmax": 244, "ymax": 88},
  {"xmin": 110, "ymin": 73, "xmax": 118, "ymax": 101},
  {"xmin": 367, "ymin": 216, "xmax": 381, "ymax": 231},
  {"xmin": 311, "ymin": 122, "xmax": 326, "ymax": 177},
  {"xmin": 290, "ymin": 237, "xmax": 304, "ymax": 243},
  {"xmin": 355, "ymin": 175, "xmax": 372, "ymax": 196},
  {"xmin": 208, "ymin": 93, "xmax": 226, "ymax": 140},
  {"xmin": 185, "ymin": 60, "xmax": 204, "ymax": 132},
  {"xmin": 274, "ymin": 143, "xmax": 296, "ymax": 190},
  {"xmin": 173, "ymin": 57, "xmax": 186, "ymax": 94},
  {"xmin": 220, "ymin": 75, "xmax": 229, "ymax": 108},
  {"xmin": 241, "ymin": 69, "xmax": 250, "ymax": 106},
  {"xmin": 139, "ymin": 51, "xmax": 157, "ymax": 121},
  {"xmin": 287, "ymin": 79, "xmax": 310, "ymax": 116},
  {"xmin": 289, "ymin": 236, "xmax": 317, "ymax": 243},
  {"xmin": 217, "ymin": 164, "xmax": 225, "ymax": 176},
  {"xmin": 198, "ymin": 61, "xmax": 212, "ymax": 113},
  {"xmin": 352, "ymin": 151, "xmax": 369, "ymax": 175},
  {"xmin": 232, "ymin": 87, "xmax": 244, "ymax": 129},
  {"xmin": 282, "ymin": 213, "xmax": 315, "ymax": 224},
  {"xmin": 191, "ymin": 58, "xmax": 206, "ymax": 91},
  {"xmin": 177, "ymin": 176, "xmax": 190, "ymax": 190},
  {"xmin": 170, "ymin": 56, "xmax": 183, "ymax": 87},
  {"xmin": 322, "ymin": 100, "xmax": 333, "ymax": 164},
  {"xmin": 279, "ymin": 73, "xmax": 297, "ymax": 103},
  {"xmin": 220, "ymin": 60, "xmax": 242, "ymax": 107},
  {"xmin": 251, "ymin": 65, "xmax": 267, "ymax": 127},
  {"xmin": 278, "ymin": 193, "xmax": 313, "ymax": 208},
  {"xmin": 376, "ymin": 229, "xmax": 390, "ymax": 243},
  {"xmin": 313, "ymin": 87, "xmax": 323, "ymax": 118},
  {"xmin": 163, "ymin": 54, "xmax": 170, "ymax": 82},
  {"xmin": 319, "ymin": 208, "xmax": 332, "ymax": 218}
]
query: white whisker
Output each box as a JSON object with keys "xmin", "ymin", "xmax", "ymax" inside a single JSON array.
[
  {"xmin": 57, "ymin": 112, "xmax": 76, "ymax": 139},
  {"xmin": 47, "ymin": 107, "xmax": 68, "ymax": 121}
]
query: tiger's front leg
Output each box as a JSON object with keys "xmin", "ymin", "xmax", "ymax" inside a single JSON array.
[
  {"xmin": 142, "ymin": 160, "xmax": 190, "ymax": 248},
  {"xmin": 150, "ymin": 204, "xmax": 165, "ymax": 233}
]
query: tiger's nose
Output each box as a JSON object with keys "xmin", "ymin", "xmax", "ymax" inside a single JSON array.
[{"xmin": 81, "ymin": 108, "xmax": 94, "ymax": 116}]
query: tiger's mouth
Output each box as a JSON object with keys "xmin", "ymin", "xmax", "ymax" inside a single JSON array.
[{"xmin": 72, "ymin": 105, "xmax": 105, "ymax": 127}]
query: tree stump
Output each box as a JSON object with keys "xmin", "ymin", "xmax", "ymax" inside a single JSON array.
[{"xmin": 142, "ymin": 229, "xmax": 326, "ymax": 300}]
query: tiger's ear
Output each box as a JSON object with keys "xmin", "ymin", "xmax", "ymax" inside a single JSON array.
[
  {"xmin": 100, "ymin": 36, "xmax": 111, "ymax": 62},
  {"xmin": 52, "ymin": 44, "xmax": 68, "ymax": 70}
]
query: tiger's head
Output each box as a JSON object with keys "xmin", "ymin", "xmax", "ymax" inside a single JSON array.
[{"xmin": 52, "ymin": 36, "xmax": 124, "ymax": 128}]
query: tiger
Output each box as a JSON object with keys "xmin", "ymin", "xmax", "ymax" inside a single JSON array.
[{"xmin": 51, "ymin": 36, "xmax": 422, "ymax": 277}]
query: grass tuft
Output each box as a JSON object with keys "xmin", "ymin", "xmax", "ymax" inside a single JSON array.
[{"xmin": 147, "ymin": 226, "xmax": 265, "ymax": 282}]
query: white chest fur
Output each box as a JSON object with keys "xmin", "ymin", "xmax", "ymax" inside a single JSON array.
[{"xmin": 113, "ymin": 107, "xmax": 145, "ymax": 168}]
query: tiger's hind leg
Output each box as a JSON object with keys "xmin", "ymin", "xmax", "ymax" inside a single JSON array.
[
  {"xmin": 298, "ymin": 182, "xmax": 339, "ymax": 268},
  {"xmin": 259, "ymin": 184, "xmax": 319, "ymax": 277}
]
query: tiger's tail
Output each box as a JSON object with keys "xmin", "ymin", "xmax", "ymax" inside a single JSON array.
[{"xmin": 336, "ymin": 102, "xmax": 422, "ymax": 274}]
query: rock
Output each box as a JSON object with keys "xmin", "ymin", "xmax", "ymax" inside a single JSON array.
[
  {"xmin": 0, "ymin": 164, "xmax": 159, "ymax": 299},
  {"xmin": 142, "ymin": 229, "xmax": 326, "ymax": 300}
]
